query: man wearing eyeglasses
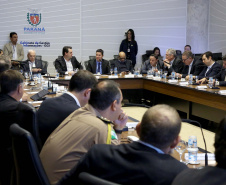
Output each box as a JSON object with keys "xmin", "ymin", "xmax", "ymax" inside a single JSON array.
[
  {"xmin": 176, "ymin": 51, "xmax": 204, "ymax": 80},
  {"xmin": 110, "ymin": 52, "xmax": 133, "ymax": 74}
]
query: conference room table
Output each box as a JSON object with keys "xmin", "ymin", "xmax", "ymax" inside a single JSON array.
[{"xmin": 50, "ymin": 74, "xmax": 226, "ymax": 123}]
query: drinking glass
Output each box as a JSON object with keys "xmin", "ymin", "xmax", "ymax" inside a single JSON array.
[
  {"xmin": 175, "ymin": 140, "xmax": 187, "ymax": 163},
  {"xmin": 110, "ymin": 68, "xmax": 113, "ymax": 75}
]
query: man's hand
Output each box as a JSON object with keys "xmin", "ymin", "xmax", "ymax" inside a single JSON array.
[
  {"xmin": 113, "ymin": 111, "xmax": 128, "ymax": 130},
  {"xmin": 68, "ymin": 71, "xmax": 75, "ymax": 76},
  {"xmin": 32, "ymin": 68, "xmax": 42, "ymax": 73},
  {"xmin": 163, "ymin": 60, "xmax": 170, "ymax": 68},
  {"xmin": 176, "ymin": 73, "xmax": 182, "ymax": 78},
  {"xmin": 197, "ymin": 78, "xmax": 207, "ymax": 84}
]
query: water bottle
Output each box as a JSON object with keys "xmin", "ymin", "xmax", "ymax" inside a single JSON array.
[
  {"xmin": 189, "ymin": 74, "xmax": 193, "ymax": 85},
  {"xmin": 171, "ymin": 71, "xmax": 175, "ymax": 80},
  {"xmin": 209, "ymin": 77, "xmax": 213, "ymax": 88},
  {"xmin": 37, "ymin": 73, "xmax": 41, "ymax": 84},
  {"xmin": 187, "ymin": 136, "xmax": 198, "ymax": 164},
  {"xmin": 56, "ymin": 70, "xmax": 59, "ymax": 79},
  {"xmin": 114, "ymin": 67, "xmax": 118, "ymax": 76},
  {"xmin": 159, "ymin": 69, "xmax": 163, "ymax": 78}
]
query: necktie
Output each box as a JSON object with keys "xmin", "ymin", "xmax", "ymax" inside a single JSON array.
[{"xmin": 98, "ymin": 62, "xmax": 101, "ymax": 73}]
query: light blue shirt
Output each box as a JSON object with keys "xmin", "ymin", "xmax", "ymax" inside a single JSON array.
[
  {"xmin": 137, "ymin": 140, "xmax": 164, "ymax": 154},
  {"xmin": 96, "ymin": 61, "xmax": 102, "ymax": 74}
]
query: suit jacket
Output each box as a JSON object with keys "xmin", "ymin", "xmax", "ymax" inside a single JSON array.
[
  {"xmin": 54, "ymin": 56, "xmax": 83, "ymax": 75},
  {"xmin": 110, "ymin": 59, "xmax": 133, "ymax": 73},
  {"xmin": 22, "ymin": 59, "xmax": 47, "ymax": 75},
  {"xmin": 86, "ymin": 59, "xmax": 110, "ymax": 74},
  {"xmin": 181, "ymin": 59, "xmax": 205, "ymax": 78},
  {"xmin": 165, "ymin": 56, "xmax": 184, "ymax": 74},
  {"xmin": 58, "ymin": 142, "xmax": 187, "ymax": 185},
  {"xmin": 141, "ymin": 59, "xmax": 163, "ymax": 74},
  {"xmin": 3, "ymin": 42, "xmax": 24, "ymax": 61},
  {"xmin": 172, "ymin": 166, "xmax": 226, "ymax": 185},
  {"xmin": 37, "ymin": 93, "xmax": 80, "ymax": 145},
  {"xmin": 214, "ymin": 68, "xmax": 226, "ymax": 86},
  {"xmin": 198, "ymin": 62, "xmax": 221, "ymax": 79}
]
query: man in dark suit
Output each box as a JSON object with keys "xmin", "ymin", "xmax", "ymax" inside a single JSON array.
[
  {"xmin": 163, "ymin": 48, "xmax": 184, "ymax": 74},
  {"xmin": 86, "ymin": 49, "xmax": 110, "ymax": 74},
  {"xmin": 141, "ymin": 54, "xmax": 163, "ymax": 74},
  {"xmin": 57, "ymin": 104, "xmax": 187, "ymax": 185},
  {"xmin": 197, "ymin": 51, "xmax": 222, "ymax": 83},
  {"xmin": 23, "ymin": 49, "xmax": 47, "ymax": 75},
  {"xmin": 172, "ymin": 116, "xmax": 226, "ymax": 185},
  {"xmin": 176, "ymin": 51, "xmax": 205, "ymax": 79},
  {"xmin": 214, "ymin": 55, "xmax": 226, "ymax": 86},
  {"xmin": 54, "ymin": 46, "xmax": 83, "ymax": 75},
  {"xmin": 110, "ymin": 51, "xmax": 133, "ymax": 74},
  {"xmin": 0, "ymin": 70, "xmax": 35, "ymax": 185},
  {"xmin": 37, "ymin": 70, "xmax": 97, "ymax": 145}
]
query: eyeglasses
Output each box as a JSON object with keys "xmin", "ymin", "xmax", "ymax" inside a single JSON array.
[
  {"xmin": 182, "ymin": 58, "xmax": 189, "ymax": 62},
  {"xmin": 119, "ymin": 58, "xmax": 126, "ymax": 60}
]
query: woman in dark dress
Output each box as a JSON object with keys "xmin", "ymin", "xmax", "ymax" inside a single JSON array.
[{"xmin": 119, "ymin": 29, "xmax": 138, "ymax": 67}]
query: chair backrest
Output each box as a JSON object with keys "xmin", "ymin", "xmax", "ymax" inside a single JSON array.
[
  {"xmin": 10, "ymin": 123, "xmax": 50, "ymax": 185},
  {"xmin": 89, "ymin": 56, "xmax": 96, "ymax": 60},
  {"xmin": 146, "ymin": 50, "xmax": 153, "ymax": 56},
  {"xmin": 216, "ymin": 60, "xmax": 223, "ymax": 67},
  {"xmin": 36, "ymin": 55, "xmax": 42, "ymax": 61},
  {"xmin": 78, "ymin": 172, "xmax": 121, "ymax": 185},
  {"xmin": 113, "ymin": 55, "xmax": 118, "ymax": 59},
  {"xmin": 83, "ymin": 60, "xmax": 89, "ymax": 70},
  {"xmin": 176, "ymin": 50, "xmax": 182, "ymax": 55}
]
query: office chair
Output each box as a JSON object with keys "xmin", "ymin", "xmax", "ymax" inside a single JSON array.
[
  {"xmin": 113, "ymin": 55, "xmax": 118, "ymax": 59},
  {"xmin": 35, "ymin": 55, "xmax": 42, "ymax": 61},
  {"xmin": 78, "ymin": 172, "xmax": 121, "ymax": 185},
  {"xmin": 89, "ymin": 56, "xmax": 96, "ymax": 60},
  {"xmin": 10, "ymin": 123, "xmax": 50, "ymax": 185},
  {"xmin": 83, "ymin": 61, "xmax": 89, "ymax": 70}
]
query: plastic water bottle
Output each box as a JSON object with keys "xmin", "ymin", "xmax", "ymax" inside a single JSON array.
[
  {"xmin": 187, "ymin": 136, "xmax": 198, "ymax": 164},
  {"xmin": 56, "ymin": 70, "xmax": 59, "ymax": 79},
  {"xmin": 159, "ymin": 69, "xmax": 163, "ymax": 78},
  {"xmin": 171, "ymin": 71, "xmax": 175, "ymax": 80},
  {"xmin": 37, "ymin": 73, "xmax": 41, "ymax": 84},
  {"xmin": 189, "ymin": 74, "xmax": 193, "ymax": 85},
  {"xmin": 114, "ymin": 67, "xmax": 118, "ymax": 76},
  {"xmin": 209, "ymin": 77, "xmax": 213, "ymax": 88}
]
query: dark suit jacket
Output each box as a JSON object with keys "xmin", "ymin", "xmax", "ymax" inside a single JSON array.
[
  {"xmin": 22, "ymin": 59, "xmax": 47, "ymax": 75},
  {"xmin": 110, "ymin": 59, "xmax": 133, "ymax": 73},
  {"xmin": 37, "ymin": 93, "xmax": 80, "ymax": 145},
  {"xmin": 0, "ymin": 94, "xmax": 35, "ymax": 185},
  {"xmin": 181, "ymin": 59, "xmax": 205, "ymax": 78},
  {"xmin": 86, "ymin": 59, "xmax": 110, "ymax": 74},
  {"xmin": 165, "ymin": 56, "xmax": 184, "ymax": 74},
  {"xmin": 141, "ymin": 59, "xmax": 163, "ymax": 74},
  {"xmin": 58, "ymin": 142, "xmax": 187, "ymax": 185},
  {"xmin": 198, "ymin": 62, "xmax": 221, "ymax": 79},
  {"xmin": 55, "ymin": 56, "xmax": 83, "ymax": 75},
  {"xmin": 172, "ymin": 166, "xmax": 226, "ymax": 185},
  {"xmin": 214, "ymin": 68, "xmax": 226, "ymax": 86}
]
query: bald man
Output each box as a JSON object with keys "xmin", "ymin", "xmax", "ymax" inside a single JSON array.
[
  {"xmin": 58, "ymin": 104, "xmax": 187, "ymax": 185},
  {"xmin": 110, "ymin": 52, "xmax": 133, "ymax": 74},
  {"xmin": 23, "ymin": 49, "xmax": 47, "ymax": 75}
]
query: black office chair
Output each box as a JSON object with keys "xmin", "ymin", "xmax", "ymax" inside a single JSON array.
[
  {"xmin": 113, "ymin": 55, "xmax": 118, "ymax": 59},
  {"xmin": 10, "ymin": 123, "xmax": 50, "ymax": 185},
  {"xmin": 78, "ymin": 172, "xmax": 121, "ymax": 185},
  {"xmin": 35, "ymin": 55, "xmax": 42, "ymax": 61},
  {"xmin": 89, "ymin": 56, "xmax": 95, "ymax": 60}
]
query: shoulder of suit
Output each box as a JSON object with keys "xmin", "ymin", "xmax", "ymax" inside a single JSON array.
[{"xmin": 96, "ymin": 116, "xmax": 112, "ymax": 124}]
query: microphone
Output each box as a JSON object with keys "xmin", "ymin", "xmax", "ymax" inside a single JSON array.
[{"xmin": 182, "ymin": 119, "xmax": 208, "ymax": 166}]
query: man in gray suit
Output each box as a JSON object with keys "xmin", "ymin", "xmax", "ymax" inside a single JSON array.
[{"xmin": 3, "ymin": 32, "xmax": 24, "ymax": 61}]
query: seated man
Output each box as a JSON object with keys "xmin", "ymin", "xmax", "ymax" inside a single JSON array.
[
  {"xmin": 164, "ymin": 48, "xmax": 184, "ymax": 74},
  {"xmin": 23, "ymin": 49, "xmax": 47, "ymax": 75},
  {"xmin": 176, "ymin": 51, "xmax": 204, "ymax": 80},
  {"xmin": 197, "ymin": 51, "xmax": 221, "ymax": 83},
  {"xmin": 172, "ymin": 116, "xmax": 226, "ymax": 185},
  {"xmin": 37, "ymin": 70, "xmax": 97, "ymax": 145},
  {"xmin": 55, "ymin": 46, "xmax": 83, "ymax": 75},
  {"xmin": 3, "ymin": 32, "xmax": 24, "ymax": 61},
  {"xmin": 213, "ymin": 55, "xmax": 226, "ymax": 86},
  {"xmin": 0, "ymin": 70, "xmax": 35, "ymax": 185},
  {"xmin": 110, "ymin": 52, "xmax": 133, "ymax": 74},
  {"xmin": 40, "ymin": 80, "xmax": 128, "ymax": 185},
  {"xmin": 141, "ymin": 54, "xmax": 163, "ymax": 74},
  {"xmin": 86, "ymin": 49, "xmax": 110, "ymax": 74},
  {"xmin": 184, "ymin": 44, "xmax": 191, "ymax": 52},
  {"xmin": 58, "ymin": 104, "xmax": 187, "ymax": 185}
]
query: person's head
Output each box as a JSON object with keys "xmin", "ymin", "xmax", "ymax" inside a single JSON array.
[
  {"xmin": 166, "ymin": 48, "xmax": 176, "ymax": 61},
  {"xmin": 0, "ymin": 63, "xmax": 10, "ymax": 73},
  {"xmin": 96, "ymin": 49, "xmax": 104, "ymax": 62},
  {"xmin": 153, "ymin": 47, "xmax": 161, "ymax": 57},
  {"xmin": 182, "ymin": 51, "xmax": 194, "ymax": 65},
  {"xmin": 126, "ymin": 29, "xmax": 135, "ymax": 41},
  {"xmin": 118, "ymin": 52, "xmax": 126, "ymax": 62},
  {"xmin": 62, "ymin": 46, "xmax": 73, "ymax": 60},
  {"xmin": 27, "ymin": 49, "xmax": 36, "ymax": 62},
  {"xmin": 202, "ymin": 51, "xmax": 214, "ymax": 66},
  {"xmin": 0, "ymin": 49, "xmax": 3, "ymax": 56},
  {"xmin": 214, "ymin": 116, "xmax": 226, "ymax": 169},
  {"xmin": 68, "ymin": 70, "xmax": 98, "ymax": 106},
  {"xmin": 89, "ymin": 80, "xmax": 122, "ymax": 121},
  {"xmin": 10, "ymin": 32, "xmax": 18, "ymax": 45},
  {"xmin": 138, "ymin": 104, "xmax": 181, "ymax": 153},
  {"xmin": 0, "ymin": 70, "xmax": 24, "ymax": 101},
  {"xmin": 222, "ymin": 55, "xmax": 226, "ymax": 69},
  {"xmin": 184, "ymin": 45, "xmax": 191, "ymax": 51},
  {"xmin": 149, "ymin": 54, "xmax": 158, "ymax": 67}
]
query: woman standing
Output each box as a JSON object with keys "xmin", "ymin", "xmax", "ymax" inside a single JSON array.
[{"xmin": 119, "ymin": 29, "xmax": 138, "ymax": 67}]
